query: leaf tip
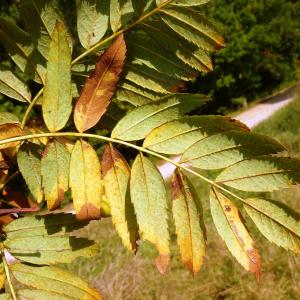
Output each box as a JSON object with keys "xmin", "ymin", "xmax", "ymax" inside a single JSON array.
[{"xmin": 155, "ymin": 255, "xmax": 170, "ymax": 274}]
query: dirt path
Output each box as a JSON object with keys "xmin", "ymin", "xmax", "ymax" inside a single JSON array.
[{"xmin": 158, "ymin": 83, "xmax": 300, "ymax": 179}]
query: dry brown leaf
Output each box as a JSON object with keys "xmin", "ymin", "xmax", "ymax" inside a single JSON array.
[{"xmin": 74, "ymin": 34, "xmax": 126, "ymax": 132}]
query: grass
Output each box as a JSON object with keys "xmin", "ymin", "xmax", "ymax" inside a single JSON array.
[{"xmin": 69, "ymin": 96, "xmax": 300, "ymax": 300}]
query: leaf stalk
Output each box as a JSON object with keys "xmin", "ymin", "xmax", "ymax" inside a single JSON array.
[
  {"xmin": 0, "ymin": 132, "xmax": 246, "ymax": 203},
  {"xmin": 2, "ymin": 251, "xmax": 17, "ymax": 300}
]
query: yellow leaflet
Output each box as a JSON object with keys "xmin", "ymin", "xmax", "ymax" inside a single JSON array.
[
  {"xmin": 101, "ymin": 144, "xmax": 138, "ymax": 252},
  {"xmin": 70, "ymin": 140, "xmax": 102, "ymax": 220},
  {"xmin": 172, "ymin": 169, "xmax": 206, "ymax": 276}
]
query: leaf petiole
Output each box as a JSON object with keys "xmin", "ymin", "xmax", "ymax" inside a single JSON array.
[{"xmin": 0, "ymin": 132, "xmax": 245, "ymax": 203}]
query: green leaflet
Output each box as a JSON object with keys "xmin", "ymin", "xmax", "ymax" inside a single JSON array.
[
  {"xmin": 111, "ymin": 94, "xmax": 209, "ymax": 141},
  {"xmin": 130, "ymin": 153, "xmax": 170, "ymax": 261},
  {"xmin": 172, "ymin": 169, "xmax": 206, "ymax": 276},
  {"xmin": 70, "ymin": 140, "xmax": 102, "ymax": 220},
  {"xmin": 3, "ymin": 214, "xmax": 97, "ymax": 265},
  {"xmin": 42, "ymin": 21, "xmax": 72, "ymax": 132},
  {"xmin": 110, "ymin": 0, "xmax": 135, "ymax": 32},
  {"xmin": 41, "ymin": 139, "xmax": 70, "ymax": 210},
  {"xmin": 101, "ymin": 144, "xmax": 139, "ymax": 252},
  {"xmin": 0, "ymin": 18, "xmax": 46, "ymax": 83},
  {"xmin": 17, "ymin": 143, "xmax": 43, "ymax": 203},
  {"xmin": 0, "ymin": 294, "xmax": 11, "ymax": 300},
  {"xmin": 210, "ymin": 189, "xmax": 261, "ymax": 277},
  {"xmin": 0, "ymin": 112, "xmax": 20, "ymax": 126},
  {"xmin": 0, "ymin": 68, "xmax": 31, "ymax": 102},
  {"xmin": 4, "ymin": 214, "xmax": 88, "ymax": 240},
  {"xmin": 244, "ymin": 198, "xmax": 300, "ymax": 253},
  {"xmin": 181, "ymin": 130, "xmax": 285, "ymax": 170},
  {"xmin": 126, "ymin": 33, "xmax": 196, "ymax": 81},
  {"xmin": 144, "ymin": 116, "xmax": 249, "ymax": 155},
  {"xmin": 142, "ymin": 21, "xmax": 213, "ymax": 73},
  {"xmin": 124, "ymin": 64, "xmax": 180, "ymax": 94},
  {"xmin": 160, "ymin": 6, "xmax": 225, "ymax": 51},
  {"xmin": 77, "ymin": 0, "xmax": 109, "ymax": 49},
  {"xmin": 18, "ymin": 290, "xmax": 72, "ymax": 300},
  {"xmin": 116, "ymin": 80, "xmax": 160, "ymax": 106},
  {"xmin": 11, "ymin": 264, "xmax": 102, "ymax": 300},
  {"xmin": 216, "ymin": 157, "xmax": 300, "ymax": 192},
  {"xmin": 19, "ymin": 0, "xmax": 72, "ymax": 58},
  {"xmin": 4, "ymin": 236, "xmax": 98, "ymax": 265}
]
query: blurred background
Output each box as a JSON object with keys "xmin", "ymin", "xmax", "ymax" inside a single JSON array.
[{"xmin": 1, "ymin": 0, "xmax": 300, "ymax": 299}]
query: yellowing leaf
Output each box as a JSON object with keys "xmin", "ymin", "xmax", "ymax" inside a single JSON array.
[
  {"xmin": 101, "ymin": 144, "xmax": 138, "ymax": 252},
  {"xmin": 210, "ymin": 189, "xmax": 261, "ymax": 279},
  {"xmin": 74, "ymin": 34, "xmax": 126, "ymax": 132},
  {"xmin": 70, "ymin": 140, "xmax": 102, "ymax": 220},
  {"xmin": 0, "ymin": 123, "xmax": 23, "ymax": 150},
  {"xmin": 172, "ymin": 169, "xmax": 206, "ymax": 276},
  {"xmin": 244, "ymin": 198, "xmax": 300, "ymax": 253},
  {"xmin": 41, "ymin": 139, "xmax": 70, "ymax": 210},
  {"xmin": 11, "ymin": 263, "xmax": 102, "ymax": 300},
  {"xmin": 42, "ymin": 20, "xmax": 72, "ymax": 132},
  {"xmin": 130, "ymin": 153, "xmax": 170, "ymax": 272}
]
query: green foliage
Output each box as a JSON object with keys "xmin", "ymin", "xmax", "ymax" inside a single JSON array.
[
  {"xmin": 0, "ymin": 1, "xmax": 300, "ymax": 299},
  {"xmin": 194, "ymin": 0, "xmax": 300, "ymax": 112}
]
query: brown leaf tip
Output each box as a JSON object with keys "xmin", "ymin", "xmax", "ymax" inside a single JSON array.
[
  {"xmin": 248, "ymin": 248, "xmax": 261, "ymax": 282},
  {"xmin": 76, "ymin": 203, "xmax": 101, "ymax": 221},
  {"xmin": 172, "ymin": 169, "xmax": 184, "ymax": 200},
  {"xmin": 155, "ymin": 255, "xmax": 170, "ymax": 274}
]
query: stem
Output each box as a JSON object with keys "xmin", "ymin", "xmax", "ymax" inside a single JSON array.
[
  {"xmin": 21, "ymin": 0, "xmax": 174, "ymax": 127},
  {"xmin": 2, "ymin": 251, "xmax": 17, "ymax": 300},
  {"xmin": 0, "ymin": 171, "xmax": 20, "ymax": 192},
  {"xmin": 21, "ymin": 88, "xmax": 43, "ymax": 129},
  {"xmin": 0, "ymin": 132, "xmax": 246, "ymax": 203},
  {"xmin": 0, "ymin": 207, "xmax": 40, "ymax": 215}
]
